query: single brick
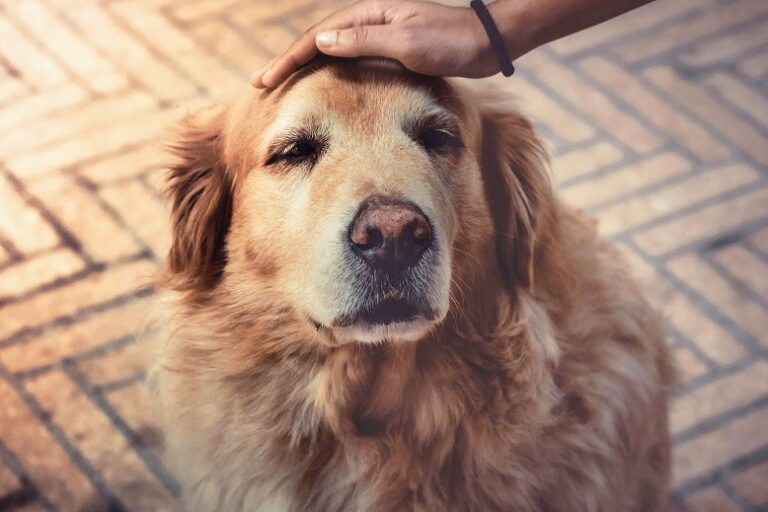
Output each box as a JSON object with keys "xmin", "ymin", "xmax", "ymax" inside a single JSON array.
[
  {"xmin": 0, "ymin": 174, "xmax": 59, "ymax": 254},
  {"xmin": 673, "ymin": 347, "xmax": 708, "ymax": 384},
  {"xmin": 632, "ymin": 187, "xmax": 768, "ymax": 256},
  {"xmin": 0, "ymin": 296, "xmax": 151, "ymax": 373},
  {"xmin": 27, "ymin": 371, "xmax": 179, "ymax": 512},
  {"xmin": 552, "ymin": 142, "xmax": 623, "ymax": 183},
  {"xmin": 667, "ymin": 254, "xmax": 766, "ymax": 346},
  {"xmin": 581, "ymin": 57, "xmax": 730, "ymax": 162},
  {"xmin": 26, "ymin": 176, "xmax": 140, "ymax": 262},
  {"xmin": 673, "ymin": 399, "xmax": 768, "ymax": 484},
  {"xmin": 99, "ymin": 179, "xmax": 170, "ymax": 260},
  {"xmin": 0, "ymin": 379, "xmax": 107, "ymax": 511},
  {"xmin": 79, "ymin": 142, "xmax": 166, "ymax": 185},
  {"xmin": 559, "ymin": 152, "xmax": 690, "ymax": 209},
  {"xmin": 713, "ymin": 245, "xmax": 768, "ymax": 299},
  {"xmin": 0, "ymin": 248, "xmax": 85, "ymax": 300},
  {"xmin": 749, "ymin": 227, "xmax": 768, "ymax": 253},
  {"xmin": 171, "ymin": 0, "xmax": 244, "ymax": 21},
  {"xmin": 683, "ymin": 486, "xmax": 742, "ymax": 512},
  {"xmin": 78, "ymin": 335, "xmax": 153, "ymax": 388},
  {"xmin": 0, "ymin": 16, "xmax": 67, "ymax": 89},
  {"xmin": 671, "ymin": 361, "xmax": 768, "ymax": 434},
  {"xmin": 0, "ymin": 90, "xmax": 156, "ymax": 157},
  {"xmin": 0, "ymin": 461, "xmax": 19, "ymax": 495},
  {"xmin": 738, "ymin": 50, "xmax": 768, "ymax": 78},
  {"xmin": 188, "ymin": 18, "xmax": 270, "ymax": 77},
  {"xmin": 729, "ymin": 461, "xmax": 768, "ymax": 505},
  {"xmin": 0, "ymin": 83, "xmax": 87, "ymax": 133},
  {"xmin": 0, "ymin": 259, "xmax": 155, "ymax": 342},
  {"xmin": 597, "ymin": 163, "xmax": 759, "ymax": 237}
]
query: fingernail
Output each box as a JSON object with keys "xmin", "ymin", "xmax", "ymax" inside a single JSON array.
[{"xmin": 316, "ymin": 31, "xmax": 338, "ymax": 47}]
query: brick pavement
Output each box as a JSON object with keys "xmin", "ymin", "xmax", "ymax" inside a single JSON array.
[{"xmin": 0, "ymin": 0, "xmax": 766, "ymax": 510}]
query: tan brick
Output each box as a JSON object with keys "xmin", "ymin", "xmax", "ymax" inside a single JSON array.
[
  {"xmin": 674, "ymin": 406, "xmax": 768, "ymax": 484},
  {"xmin": 706, "ymin": 72, "xmax": 768, "ymax": 130},
  {"xmin": 503, "ymin": 76, "xmax": 595, "ymax": 144},
  {"xmin": 0, "ymin": 174, "xmax": 59, "ymax": 254},
  {"xmin": 26, "ymin": 176, "xmax": 139, "ymax": 262},
  {"xmin": 106, "ymin": 383, "xmax": 165, "ymax": 463},
  {"xmin": 679, "ymin": 19, "xmax": 768, "ymax": 68},
  {"xmin": 729, "ymin": 461, "xmax": 768, "ymax": 505},
  {"xmin": 170, "ymin": 0, "xmax": 244, "ymax": 21},
  {"xmin": 749, "ymin": 227, "xmax": 768, "ymax": 252},
  {"xmin": 112, "ymin": 4, "xmax": 244, "ymax": 97},
  {"xmin": 2, "ymin": 0, "xmax": 126, "ymax": 93},
  {"xmin": 0, "ymin": 259, "xmax": 155, "ymax": 341},
  {"xmin": 190, "ymin": 18, "xmax": 270, "ymax": 75},
  {"xmin": 100, "ymin": 179, "xmax": 170, "ymax": 259},
  {"xmin": 645, "ymin": 66, "xmax": 768, "ymax": 166},
  {"xmin": 0, "ymin": 84, "xmax": 86, "ymax": 133},
  {"xmin": 79, "ymin": 142, "xmax": 167, "ymax": 184},
  {"xmin": 615, "ymin": 0, "xmax": 768, "ymax": 62},
  {"xmin": 684, "ymin": 486, "xmax": 741, "ymax": 512},
  {"xmin": 633, "ymin": 187, "xmax": 768, "ymax": 256},
  {"xmin": 596, "ymin": 163, "xmax": 759, "ymax": 237},
  {"xmin": 560, "ymin": 153, "xmax": 690, "ymax": 209},
  {"xmin": 739, "ymin": 50, "xmax": 768, "ymax": 78},
  {"xmin": 0, "ymin": 297, "xmax": 150, "ymax": 373},
  {"xmin": 6, "ymin": 108, "xmax": 178, "ymax": 177},
  {"xmin": 0, "ymin": 16, "xmax": 67, "ymax": 88},
  {"xmin": 27, "ymin": 372, "xmax": 179, "ymax": 512},
  {"xmin": 0, "ymin": 379, "xmax": 106, "ymax": 511},
  {"xmin": 550, "ymin": 0, "xmax": 715, "ymax": 55},
  {"xmin": 0, "ymin": 248, "xmax": 84, "ymax": 299},
  {"xmin": 672, "ymin": 361, "xmax": 768, "ymax": 434},
  {"xmin": 581, "ymin": 57, "xmax": 730, "ymax": 162},
  {"xmin": 521, "ymin": 52, "xmax": 661, "ymax": 153},
  {"xmin": 248, "ymin": 23, "xmax": 297, "ymax": 56},
  {"xmin": 0, "ymin": 90, "xmax": 156, "ymax": 156},
  {"xmin": 673, "ymin": 347, "xmax": 708, "ymax": 384},
  {"xmin": 60, "ymin": 4, "xmax": 198, "ymax": 102},
  {"xmin": 229, "ymin": 0, "xmax": 322, "ymax": 26},
  {"xmin": 79, "ymin": 335, "xmax": 153, "ymax": 387},
  {"xmin": 713, "ymin": 245, "xmax": 768, "ymax": 299},
  {"xmin": 668, "ymin": 254, "xmax": 767, "ymax": 346},
  {"xmin": 0, "ymin": 461, "xmax": 19, "ymax": 495},
  {"xmin": 0, "ymin": 73, "xmax": 27, "ymax": 103},
  {"xmin": 552, "ymin": 141, "xmax": 623, "ymax": 182}
]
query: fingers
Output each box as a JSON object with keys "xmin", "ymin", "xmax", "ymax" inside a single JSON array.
[
  {"xmin": 314, "ymin": 25, "xmax": 396, "ymax": 58},
  {"xmin": 251, "ymin": 0, "xmax": 390, "ymax": 88}
]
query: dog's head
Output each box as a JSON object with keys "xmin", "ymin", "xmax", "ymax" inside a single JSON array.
[{"xmin": 163, "ymin": 58, "xmax": 554, "ymax": 345}]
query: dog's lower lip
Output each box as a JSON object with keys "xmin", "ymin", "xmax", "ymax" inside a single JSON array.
[{"xmin": 346, "ymin": 298, "xmax": 420, "ymax": 326}]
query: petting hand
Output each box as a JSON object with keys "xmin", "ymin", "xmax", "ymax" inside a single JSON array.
[{"xmin": 250, "ymin": 0, "xmax": 506, "ymax": 88}]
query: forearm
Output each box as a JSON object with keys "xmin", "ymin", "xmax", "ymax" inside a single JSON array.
[{"xmin": 488, "ymin": 0, "xmax": 654, "ymax": 59}]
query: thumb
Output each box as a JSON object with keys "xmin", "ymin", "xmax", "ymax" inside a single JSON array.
[{"xmin": 315, "ymin": 26, "xmax": 394, "ymax": 58}]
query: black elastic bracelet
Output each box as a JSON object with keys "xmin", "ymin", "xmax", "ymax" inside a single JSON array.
[{"xmin": 469, "ymin": 0, "xmax": 515, "ymax": 77}]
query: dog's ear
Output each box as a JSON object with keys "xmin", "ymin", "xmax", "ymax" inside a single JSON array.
[
  {"xmin": 479, "ymin": 102, "xmax": 557, "ymax": 293},
  {"xmin": 163, "ymin": 110, "xmax": 233, "ymax": 292}
]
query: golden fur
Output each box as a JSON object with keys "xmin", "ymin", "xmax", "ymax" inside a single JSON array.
[{"xmin": 153, "ymin": 58, "xmax": 674, "ymax": 512}]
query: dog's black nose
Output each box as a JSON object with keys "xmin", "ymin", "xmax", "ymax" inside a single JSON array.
[{"xmin": 349, "ymin": 196, "xmax": 431, "ymax": 276}]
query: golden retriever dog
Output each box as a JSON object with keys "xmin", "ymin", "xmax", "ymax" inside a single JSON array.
[{"xmin": 153, "ymin": 57, "xmax": 674, "ymax": 512}]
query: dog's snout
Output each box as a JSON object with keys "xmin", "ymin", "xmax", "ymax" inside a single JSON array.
[{"xmin": 349, "ymin": 196, "xmax": 431, "ymax": 275}]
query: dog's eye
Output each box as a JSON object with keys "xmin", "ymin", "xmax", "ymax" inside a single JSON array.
[
  {"xmin": 284, "ymin": 140, "xmax": 317, "ymax": 161},
  {"xmin": 419, "ymin": 128, "xmax": 462, "ymax": 152}
]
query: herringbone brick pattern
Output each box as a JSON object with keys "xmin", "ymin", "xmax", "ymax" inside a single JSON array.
[{"xmin": 0, "ymin": 0, "xmax": 766, "ymax": 510}]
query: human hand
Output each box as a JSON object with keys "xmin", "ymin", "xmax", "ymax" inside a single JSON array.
[{"xmin": 251, "ymin": 0, "xmax": 508, "ymax": 88}]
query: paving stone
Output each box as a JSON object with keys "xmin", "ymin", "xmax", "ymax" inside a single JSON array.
[{"xmin": 728, "ymin": 461, "xmax": 768, "ymax": 506}]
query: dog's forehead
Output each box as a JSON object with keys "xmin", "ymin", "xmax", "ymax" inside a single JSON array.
[{"xmin": 264, "ymin": 60, "xmax": 457, "ymax": 135}]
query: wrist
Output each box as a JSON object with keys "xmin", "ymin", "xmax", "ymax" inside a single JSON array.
[{"xmin": 486, "ymin": 0, "xmax": 542, "ymax": 60}]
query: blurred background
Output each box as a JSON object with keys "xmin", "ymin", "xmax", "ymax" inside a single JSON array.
[{"xmin": 0, "ymin": 0, "xmax": 766, "ymax": 511}]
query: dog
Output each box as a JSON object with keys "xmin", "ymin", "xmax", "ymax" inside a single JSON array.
[{"xmin": 153, "ymin": 57, "xmax": 674, "ymax": 512}]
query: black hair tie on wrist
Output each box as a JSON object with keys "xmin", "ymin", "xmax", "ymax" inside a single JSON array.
[{"xmin": 470, "ymin": 0, "xmax": 515, "ymax": 77}]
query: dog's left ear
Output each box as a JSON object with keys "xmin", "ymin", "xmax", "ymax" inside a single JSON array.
[
  {"xmin": 479, "ymin": 102, "xmax": 557, "ymax": 293},
  {"xmin": 164, "ymin": 109, "xmax": 233, "ymax": 292}
]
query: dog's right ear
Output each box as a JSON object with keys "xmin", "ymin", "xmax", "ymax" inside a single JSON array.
[{"xmin": 163, "ymin": 110, "xmax": 233, "ymax": 292}]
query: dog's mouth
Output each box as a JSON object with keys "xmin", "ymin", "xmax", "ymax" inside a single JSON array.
[{"xmin": 334, "ymin": 297, "xmax": 433, "ymax": 328}]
